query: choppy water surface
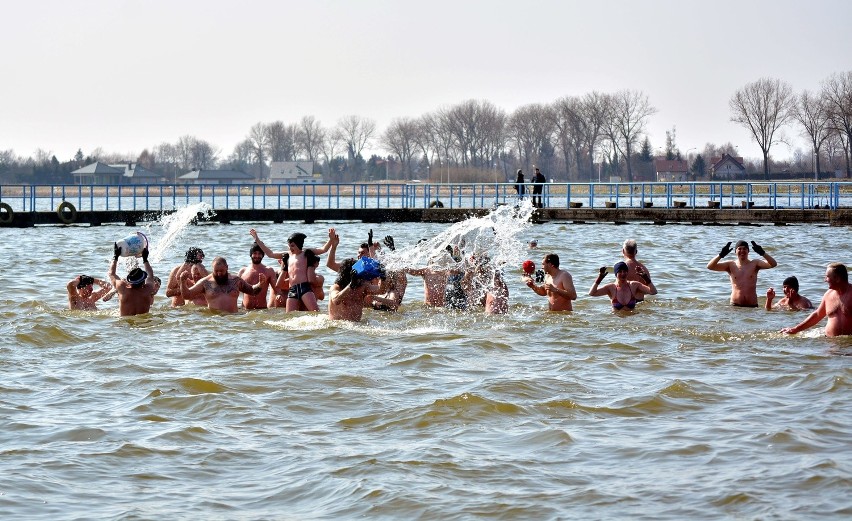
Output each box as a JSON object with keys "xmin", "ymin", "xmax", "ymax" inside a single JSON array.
[{"xmin": 1, "ymin": 213, "xmax": 850, "ymax": 520}]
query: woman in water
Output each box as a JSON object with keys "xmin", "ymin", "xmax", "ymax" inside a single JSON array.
[{"xmin": 588, "ymin": 261, "xmax": 656, "ymax": 311}]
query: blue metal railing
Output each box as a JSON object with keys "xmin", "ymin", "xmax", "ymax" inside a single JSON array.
[{"xmin": 0, "ymin": 181, "xmax": 847, "ymax": 213}]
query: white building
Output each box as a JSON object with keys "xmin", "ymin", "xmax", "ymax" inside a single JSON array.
[{"xmin": 268, "ymin": 161, "xmax": 320, "ymax": 184}]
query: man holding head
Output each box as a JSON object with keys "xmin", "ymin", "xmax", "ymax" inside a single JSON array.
[
  {"xmin": 109, "ymin": 244, "xmax": 155, "ymax": 316},
  {"xmin": 67, "ymin": 275, "xmax": 111, "ymax": 310},
  {"xmin": 180, "ymin": 256, "xmax": 267, "ymax": 313},
  {"xmin": 707, "ymin": 240, "xmax": 777, "ymax": 307},
  {"xmin": 782, "ymin": 263, "xmax": 852, "ymax": 337}
]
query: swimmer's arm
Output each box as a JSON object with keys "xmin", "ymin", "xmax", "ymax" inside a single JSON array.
[
  {"xmin": 313, "ymin": 275, "xmax": 326, "ymax": 301},
  {"xmin": 526, "ymin": 276, "xmax": 546, "ymax": 296},
  {"xmin": 108, "ymin": 258, "xmax": 120, "ymax": 287},
  {"xmin": 238, "ymin": 276, "xmax": 265, "ymax": 296},
  {"xmin": 765, "ymin": 288, "xmax": 775, "ymax": 311},
  {"xmin": 781, "ymin": 299, "xmax": 827, "ymax": 334},
  {"xmin": 706, "ymin": 257, "xmax": 731, "ymax": 271},
  {"xmin": 165, "ymin": 267, "xmax": 183, "ymax": 297},
  {"xmin": 558, "ymin": 273, "xmax": 578, "ymax": 301},
  {"xmin": 90, "ymin": 280, "xmax": 112, "ymax": 300},
  {"xmin": 588, "ymin": 282, "xmax": 611, "ymax": 297},
  {"xmin": 181, "ymin": 274, "xmax": 206, "ymax": 300},
  {"xmin": 67, "ymin": 278, "xmax": 79, "ymax": 295},
  {"xmin": 326, "ymin": 240, "xmax": 341, "ymax": 273},
  {"xmin": 330, "ymin": 284, "xmax": 350, "ymax": 306},
  {"xmin": 755, "ymin": 252, "xmax": 777, "ymax": 269},
  {"xmin": 249, "ymin": 229, "xmax": 282, "ymax": 260}
]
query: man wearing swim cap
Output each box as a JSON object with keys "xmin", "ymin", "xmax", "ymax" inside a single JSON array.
[
  {"xmin": 165, "ymin": 246, "xmax": 208, "ymax": 306},
  {"xmin": 109, "ymin": 243, "xmax": 155, "ymax": 316},
  {"xmin": 237, "ymin": 243, "xmax": 277, "ymax": 310},
  {"xmin": 707, "ymin": 239, "xmax": 777, "ymax": 307},
  {"xmin": 524, "ymin": 253, "xmax": 577, "ymax": 311}
]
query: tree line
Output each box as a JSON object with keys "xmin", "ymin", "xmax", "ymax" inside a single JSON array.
[{"xmin": 1, "ymin": 71, "xmax": 850, "ymax": 184}]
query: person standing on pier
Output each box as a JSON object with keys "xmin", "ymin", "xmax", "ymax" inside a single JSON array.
[
  {"xmin": 782, "ymin": 263, "xmax": 852, "ymax": 337},
  {"xmin": 514, "ymin": 169, "xmax": 525, "ymax": 203},
  {"xmin": 109, "ymin": 244, "xmax": 155, "ymax": 316},
  {"xmin": 238, "ymin": 243, "xmax": 277, "ymax": 310},
  {"xmin": 531, "ymin": 167, "xmax": 546, "ymax": 208},
  {"xmin": 707, "ymin": 240, "xmax": 777, "ymax": 307}
]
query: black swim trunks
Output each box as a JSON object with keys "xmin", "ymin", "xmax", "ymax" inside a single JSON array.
[{"xmin": 287, "ymin": 281, "xmax": 313, "ymax": 300}]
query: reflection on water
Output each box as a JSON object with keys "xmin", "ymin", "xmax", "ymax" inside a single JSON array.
[{"xmin": 0, "ymin": 213, "xmax": 850, "ymax": 519}]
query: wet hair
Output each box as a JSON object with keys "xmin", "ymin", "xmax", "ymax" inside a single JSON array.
[
  {"xmin": 544, "ymin": 253, "xmax": 559, "ymax": 268},
  {"xmin": 305, "ymin": 249, "xmax": 321, "ymax": 267},
  {"xmin": 335, "ymin": 258, "xmax": 357, "ymax": 287},
  {"xmin": 359, "ymin": 242, "xmax": 370, "ymax": 250},
  {"xmin": 250, "ymin": 243, "xmax": 264, "ymax": 256},
  {"xmin": 622, "ymin": 239, "xmax": 637, "ymax": 255},
  {"xmin": 614, "ymin": 261, "xmax": 629, "ymax": 274},
  {"xmin": 185, "ymin": 247, "xmax": 204, "ymax": 264},
  {"xmin": 828, "ymin": 262, "xmax": 848, "ymax": 283},
  {"xmin": 782, "ymin": 276, "xmax": 799, "ymax": 292},
  {"xmin": 735, "ymin": 240, "xmax": 749, "ymax": 251},
  {"xmin": 77, "ymin": 275, "xmax": 94, "ymax": 288},
  {"xmin": 288, "ymin": 232, "xmax": 307, "ymax": 250}
]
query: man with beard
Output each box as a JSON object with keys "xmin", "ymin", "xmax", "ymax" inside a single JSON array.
[
  {"xmin": 237, "ymin": 243, "xmax": 276, "ymax": 310},
  {"xmin": 180, "ymin": 256, "xmax": 266, "ymax": 313}
]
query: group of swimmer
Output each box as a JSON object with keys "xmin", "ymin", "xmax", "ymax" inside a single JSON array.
[{"xmin": 65, "ymin": 227, "xmax": 852, "ymax": 337}]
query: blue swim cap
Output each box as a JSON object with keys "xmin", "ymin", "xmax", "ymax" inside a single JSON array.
[{"xmin": 352, "ymin": 257, "xmax": 385, "ymax": 280}]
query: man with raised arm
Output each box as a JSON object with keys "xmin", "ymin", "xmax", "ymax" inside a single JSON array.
[
  {"xmin": 782, "ymin": 263, "xmax": 852, "ymax": 337},
  {"xmin": 238, "ymin": 243, "xmax": 276, "ymax": 310},
  {"xmin": 180, "ymin": 256, "xmax": 266, "ymax": 313},
  {"xmin": 765, "ymin": 276, "xmax": 813, "ymax": 311},
  {"xmin": 67, "ymin": 275, "xmax": 112, "ymax": 311},
  {"xmin": 328, "ymin": 258, "xmax": 385, "ymax": 322},
  {"xmin": 249, "ymin": 228, "xmax": 332, "ymax": 312},
  {"xmin": 524, "ymin": 253, "xmax": 577, "ymax": 311},
  {"xmin": 109, "ymin": 244, "xmax": 155, "ymax": 316},
  {"xmin": 707, "ymin": 240, "xmax": 777, "ymax": 307},
  {"xmin": 165, "ymin": 247, "xmax": 208, "ymax": 306}
]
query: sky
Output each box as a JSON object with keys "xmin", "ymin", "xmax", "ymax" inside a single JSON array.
[{"xmin": 2, "ymin": 0, "xmax": 850, "ymax": 164}]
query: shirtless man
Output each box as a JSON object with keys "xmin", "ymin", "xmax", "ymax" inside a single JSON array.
[
  {"xmin": 237, "ymin": 243, "xmax": 276, "ymax": 310},
  {"xmin": 405, "ymin": 251, "xmax": 456, "ymax": 307},
  {"xmin": 108, "ymin": 244, "xmax": 155, "ymax": 316},
  {"xmin": 249, "ymin": 228, "xmax": 331, "ymax": 312},
  {"xmin": 165, "ymin": 247, "xmax": 208, "ymax": 306},
  {"xmin": 524, "ymin": 253, "xmax": 577, "ymax": 311},
  {"xmin": 622, "ymin": 239, "xmax": 653, "ymax": 299},
  {"xmin": 766, "ymin": 276, "xmax": 813, "ymax": 311},
  {"xmin": 782, "ymin": 263, "xmax": 852, "ymax": 337},
  {"xmin": 328, "ymin": 258, "xmax": 384, "ymax": 321},
  {"xmin": 369, "ymin": 235, "xmax": 407, "ymax": 311},
  {"xmin": 485, "ymin": 269, "xmax": 509, "ymax": 315},
  {"xmin": 707, "ymin": 240, "xmax": 777, "ymax": 307},
  {"xmin": 180, "ymin": 256, "xmax": 266, "ymax": 313},
  {"xmin": 67, "ymin": 275, "xmax": 111, "ymax": 310}
]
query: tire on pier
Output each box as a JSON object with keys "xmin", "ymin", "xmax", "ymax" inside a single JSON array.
[
  {"xmin": 0, "ymin": 202, "xmax": 13, "ymax": 224},
  {"xmin": 57, "ymin": 201, "xmax": 77, "ymax": 224}
]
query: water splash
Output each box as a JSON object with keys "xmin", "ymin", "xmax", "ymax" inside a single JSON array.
[
  {"xmin": 144, "ymin": 203, "xmax": 215, "ymax": 264},
  {"xmin": 377, "ymin": 199, "xmax": 537, "ymax": 290}
]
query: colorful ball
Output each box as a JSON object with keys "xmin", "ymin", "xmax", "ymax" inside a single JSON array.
[{"xmin": 522, "ymin": 260, "xmax": 535, "ymax": 274}]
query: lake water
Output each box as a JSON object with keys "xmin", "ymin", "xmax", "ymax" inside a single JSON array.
[{"xmin": 1, "ymin": 207, "xmax": 850, "ymax": 520}]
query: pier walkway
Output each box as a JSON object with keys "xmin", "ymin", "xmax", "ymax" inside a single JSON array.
[{"xmin": 1, "ymin": 181, "xmax": 851, "ymax": 227}]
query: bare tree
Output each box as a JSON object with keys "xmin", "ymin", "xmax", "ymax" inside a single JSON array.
[
  {"xmin": 509, "ymin": 103, "xmax": 552, "ymax": 175},
  {"xmin": 226, "ymin": 139, "xmax": 255, "ymax": 173},
  {"xmin": 550, "ymin": 97, "xmax": 583, "ymax": 180},
  {"xmin": 247, "ymin": 123, "xmax": 269, "ymax": 180},
  {"xmin": 155, "ymin": 142, "xmax": 178, "ymax": 180},
  {"xmin": 608, "ymin": 90, "xmax": 657, "ymax": 182},
  {"xmin": 381, "ymin": 117, "xmax": 419, "ymax": 179},
  {"xmin": 190, "ymin": 138, "xmax": 219, "ymax": 170},
  {"xmin": 793, "ymin": 90, "xmax": 831, "ymax": 179},
  {"xmin": 443, "ymin": 99, "xmax": 506, "ymax": 169},
  {"xmin": 175, "ymin": 135, "xmax": 198, "ymax": 170},
  {"xmin": 265, "ymin": 121, "xmax": 299, "ymax": 162},
  {"xmin": 337, "ymin": 115, "xmax": 376, "ymax": 180},
  {"xmin": 821, "ymin": 71, "xmax": 852, "ymax": 178},
  {"xmin": 298, "ymin": 116, "xmax": 324, "ymax": 162},
  {"xmin": 729, "ymin": 77, "xmax": 795, "ymax": 179},
  {"xmin": 319, "ymin": 126, "xmax": 344, "ymax": 178}
]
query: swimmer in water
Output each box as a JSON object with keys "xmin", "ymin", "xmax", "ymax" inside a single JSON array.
[
  {"xmin": 765, "ymin": 276, "xmax": 813, "ymax": 311},
  {"xmin": 67, "ymin": 275, "xmax": 112, "ymax": 311},
  {"xmin": 329, "ymin": 258, "xmax": 385, "ymax": 322},
  {"xmin": 165, "ymin": 247, "xmax": 208, "ymax": 306},
  {"xmin": 108, "ymin": 244, "xmax": 156, "ymax": 316},
  {"xmin": 707, "ymin": 240, "xmax": 776, "ymax": 307},
  {"xmin": 782, "ymin": 263, "xmax": 852, "ymax": 337},
  {"xmin": 588, "ymin": 261, "xmax": 656, "ymax": 311},
  {"xmin": 525, "ymin": 253, "xmax": 577, "ymax": 311},
  {"xmin": 180, "ymin": 256, "xmax": 267, "ymax": 313},
  {"xmin": 238, "ymin": 243, "xmax": 276, "ymax": 310}
]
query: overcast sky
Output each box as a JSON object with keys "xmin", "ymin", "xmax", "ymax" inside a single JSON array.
[{"xmin": 2, "ymin": 0, "xmax": 850, "ymax": 164}]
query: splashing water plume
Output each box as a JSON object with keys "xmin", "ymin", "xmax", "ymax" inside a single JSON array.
[
  {"xmin": 144, "ymin": 203, "xmax": 215, "ymax": 264},
  {"xmin": 379, "ymin": 199, "xmax": 538, "ymax": 276}
]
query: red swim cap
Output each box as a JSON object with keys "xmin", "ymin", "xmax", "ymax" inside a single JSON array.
[{"xmin": 522, "ymin": 260, "xmax": 535, "ymax": 274}]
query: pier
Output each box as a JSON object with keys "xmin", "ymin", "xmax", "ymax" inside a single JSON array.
[{"xmin": 1, "ymin": 181, "xmax": 851, "ymax": 227}]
